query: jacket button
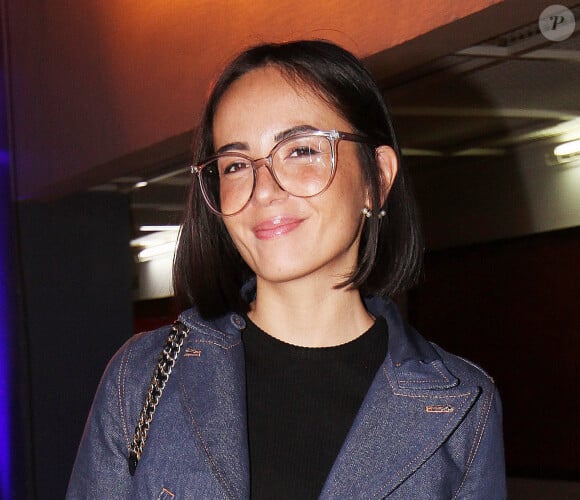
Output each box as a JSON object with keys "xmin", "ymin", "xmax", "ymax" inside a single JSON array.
[{"xmin": 231, "ymin": 314, "xmax": 246, "ymax": 330}]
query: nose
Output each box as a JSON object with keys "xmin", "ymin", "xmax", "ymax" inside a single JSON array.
[{"xmin": 251, "ymin": 158, "xmax": 287, "ymax": 205}]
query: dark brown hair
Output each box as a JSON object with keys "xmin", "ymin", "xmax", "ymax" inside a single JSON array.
[{"xmin": 174, "ymin": 40, "xmax": 423, "ymax": 318}]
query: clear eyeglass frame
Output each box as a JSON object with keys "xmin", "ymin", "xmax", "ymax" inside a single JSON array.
[{"xmin": 191, "ymin": 129, "xmax": 373, "ymax": 217}]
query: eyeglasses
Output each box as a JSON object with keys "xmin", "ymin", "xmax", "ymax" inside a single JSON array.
[{"xmin": 191, "ymin": 129, "xmax": 371, "ymax": 216}]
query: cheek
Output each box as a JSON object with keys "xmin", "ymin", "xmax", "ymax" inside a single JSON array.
[
  {"xmin": 334, "ymin": 163, "xmax": 368, "ymax": 211},
  {"xmin": 222, "ymin": 218, "xmax": 256, "ymax": 265},
  {"xmin": 222, "ymin": 219, "xmax": 244, "ymax": 248}
]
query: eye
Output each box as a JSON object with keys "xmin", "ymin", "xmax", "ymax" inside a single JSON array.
[
  {"xmin": 221, "ymin": 159, "xmax": 251, "ymax": 175},
  {"xmin": 289, "ymin": 145, "xmax": 319, "ymax": 158}
]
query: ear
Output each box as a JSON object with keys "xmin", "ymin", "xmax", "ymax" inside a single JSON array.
[{"xmin": 375, "ymin": 145, "xmax": 398, "ymax": 206}]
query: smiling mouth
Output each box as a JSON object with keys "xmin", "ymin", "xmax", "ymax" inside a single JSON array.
[{"xmin": 253, "ymin": 216, "xmax": 303, "ymax": 240}]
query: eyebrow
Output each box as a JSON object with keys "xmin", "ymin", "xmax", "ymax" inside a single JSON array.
[
  {"xmin": 214, "ymin": 124, "xmax": 318, "ymax": 155},
  {"xmin": 274, "ymin": 124, "xmax": 318, "ymax": 142}
]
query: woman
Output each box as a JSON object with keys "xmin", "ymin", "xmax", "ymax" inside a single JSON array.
[{"xmin": 68, "ymin": 40, "xmax": 505, "ymax": 499}]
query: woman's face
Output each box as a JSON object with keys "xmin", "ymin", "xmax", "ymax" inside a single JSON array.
[{"xmin": 212, "ymin": 66, "xmax": 370, "ymax": 288}]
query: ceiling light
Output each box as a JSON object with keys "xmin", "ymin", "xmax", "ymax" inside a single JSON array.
[
  {"xmin": 131, "ymin": 231, "xmax": 178, "ymax": 248},
  {"xmin": 554, "ymin": 139, "xmax": 580, "ymax": 157},
  {"xmin": 137, "ymin": 242, "xmax": 177, "ymax": 262},
  {"xmin": 139, "ymin": 225, "xmax": 180, "ymax": 232},
  {"xmin": 401, "ymin": 148, "xmax": 443, "ymax": 157},
  {"xmin": 135, "ymin": 181, "xmax": 148, "ymax": 188}
]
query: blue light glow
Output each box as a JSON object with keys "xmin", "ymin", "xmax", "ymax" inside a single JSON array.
[{"xmin": 0, "ymin": 153, "xmax": 12, "ymax": 499}]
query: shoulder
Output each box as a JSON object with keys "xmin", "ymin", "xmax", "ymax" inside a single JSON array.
[
  {"xmin": 87, "ymin": 323, "xmax": 177, "ymax": 434},
  {"xmin": 106, "ymin": 324, "xmax": 174, "ymax": 386},
  {"xmin": 103, "ymin": 306, "xmax": 245, "ymax": 401}
]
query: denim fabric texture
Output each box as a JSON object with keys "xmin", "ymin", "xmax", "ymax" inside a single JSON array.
[{"xmin": 67, "ymin": 296, "xmax": 506, "ymax": 499}]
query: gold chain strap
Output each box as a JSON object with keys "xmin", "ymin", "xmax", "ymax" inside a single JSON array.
[{"xmin": 128, "ymin": 320, "xmax": 190, "ymax": 475}]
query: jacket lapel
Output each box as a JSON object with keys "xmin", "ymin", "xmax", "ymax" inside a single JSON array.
[
  {"xmin": 320, "ymin": 297, "xmax": 480, "ymax": 498},
  {"xmin": 320, "ymin": 356, "xmax": 479, "ymax": 498},
  {"xmin": 177, "ymin": 313, "xmax": 250, "ymax": 500}
]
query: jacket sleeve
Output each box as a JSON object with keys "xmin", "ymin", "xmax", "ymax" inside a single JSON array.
[
  {"xmin": 454, "ymin": 386, "xmax": 506, "ymax": 499},
  {"xmin": 66, "ymin": 340, "xmax": 136, "ymax": 499}
]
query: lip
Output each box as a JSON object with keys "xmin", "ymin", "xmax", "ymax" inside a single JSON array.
[{"xmin": 252, "ymin": 215, "xmax": 304, "ymax": 240}]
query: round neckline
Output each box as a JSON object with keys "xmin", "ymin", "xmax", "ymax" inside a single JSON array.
[{"xmin": 243, "ymin": 315, "xmax": 388, "ymax": 362}]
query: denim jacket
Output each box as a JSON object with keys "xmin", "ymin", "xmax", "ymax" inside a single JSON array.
[{"xmin": 67, "ymin": 296, "xmax": 506, "ymax": 499}]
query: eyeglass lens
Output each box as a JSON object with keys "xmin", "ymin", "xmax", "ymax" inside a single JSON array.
[{"xmin": 198, "ymin": 134, "xmax": 334, "ymax": 215}]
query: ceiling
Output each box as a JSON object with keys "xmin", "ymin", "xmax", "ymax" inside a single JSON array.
[
  {"xmin": 94, "ymin": 9, "xmax": 580, "ymax": 247},
  {"xmin": 389, "ymin": 17, "xmax": 580, "ymax": 158}
]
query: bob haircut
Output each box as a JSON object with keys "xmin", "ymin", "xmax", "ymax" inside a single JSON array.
[{"xmin": 174, "ymin": 40, "xmax": 423, "ymax": 318}]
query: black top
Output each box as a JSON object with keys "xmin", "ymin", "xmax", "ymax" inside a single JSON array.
[{"xmin": 242, "ymin": 315, "xmax": 388, "ymax": 499}]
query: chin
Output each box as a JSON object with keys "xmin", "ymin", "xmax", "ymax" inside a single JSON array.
[
  {"xmin": 254, "ymin": 258, "xmax": 353, "ymax": 288},
  {"xmin": 255, "ymin": 264, "xmax": 312, "ymax": 284}
]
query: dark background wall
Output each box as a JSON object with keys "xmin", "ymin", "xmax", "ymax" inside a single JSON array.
[
  {"xmin": 409, "ymin": 227, "xmax": 580, "ymax": 479},
  {"xmin": 18, "ymin": 193, "xmax": 133, "ymax": 498}
]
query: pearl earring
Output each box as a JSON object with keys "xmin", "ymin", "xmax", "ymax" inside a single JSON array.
[{"xmin": 362, "ymin": 207, "xmax": 386, "ymax": 219}]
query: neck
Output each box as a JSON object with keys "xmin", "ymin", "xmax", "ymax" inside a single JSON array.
[{"xmin": 247, "ymin": 278, "xmax": 373, "ymax": 347}]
